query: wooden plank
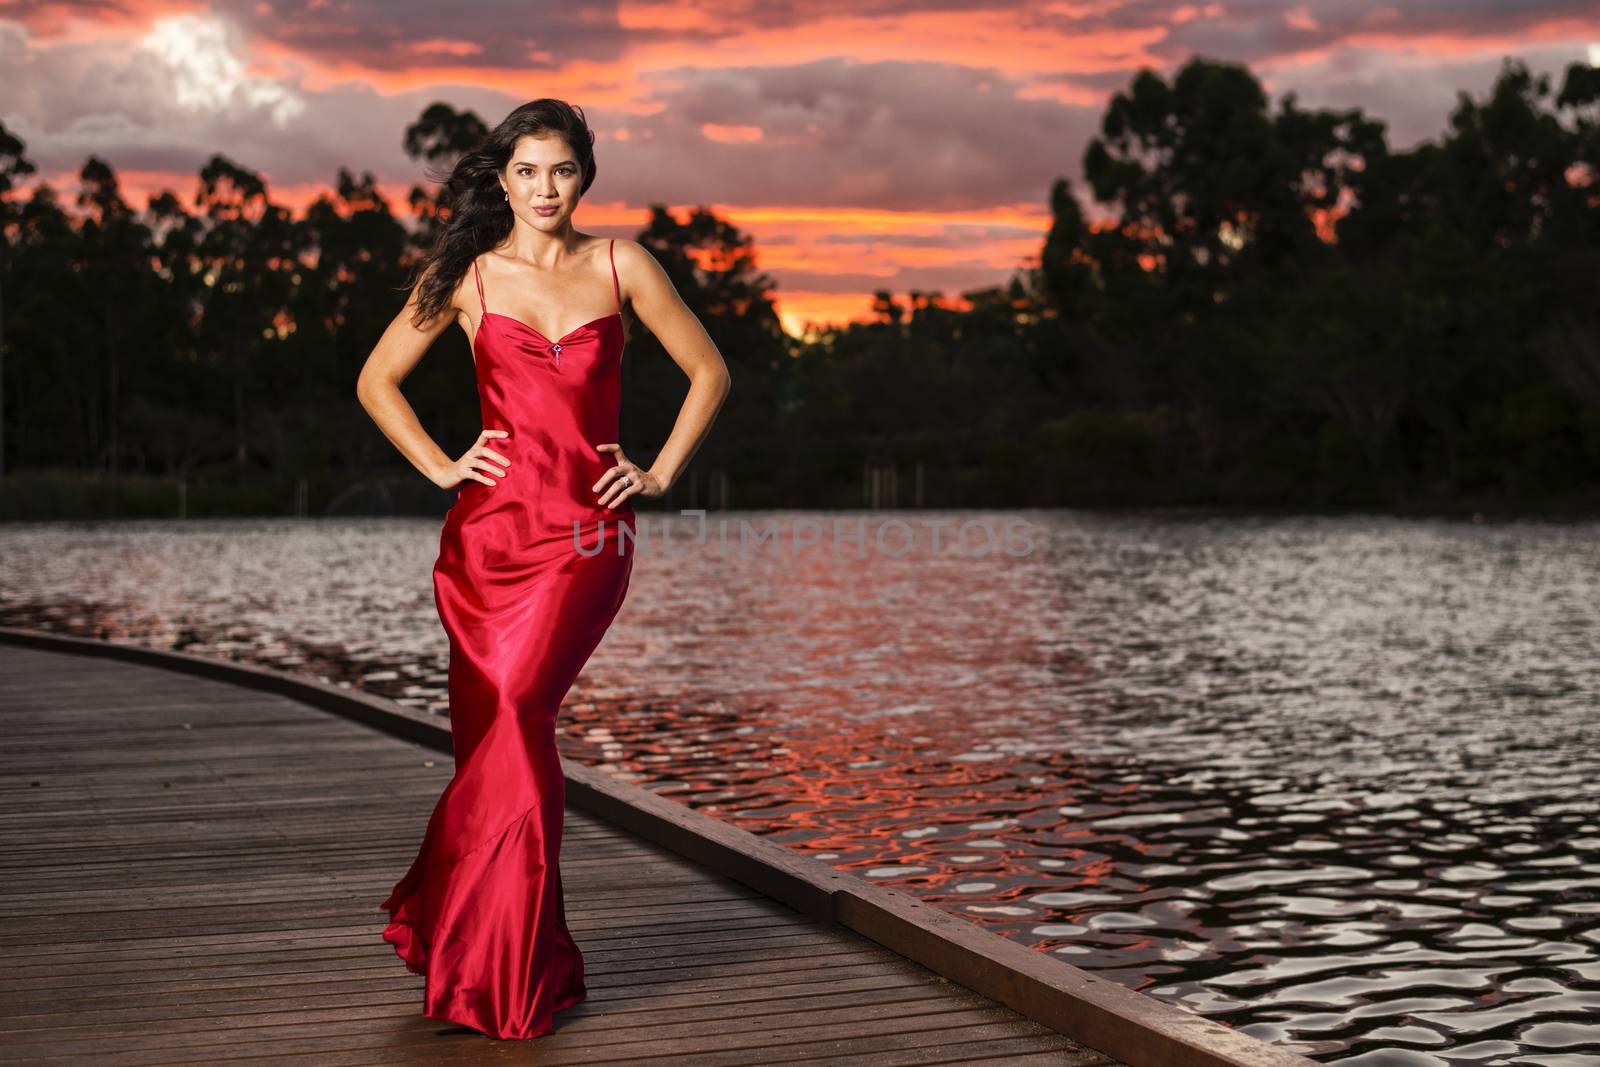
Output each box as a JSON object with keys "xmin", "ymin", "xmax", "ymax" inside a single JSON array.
[{"xmin": 0, "ymin": 636, "xmax": 1138, "ymax": 1066}]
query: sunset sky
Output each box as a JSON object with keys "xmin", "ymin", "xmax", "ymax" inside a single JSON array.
[{"xmin": 3, "ymin": 2, "xmax": 1598, "ymax": 334}]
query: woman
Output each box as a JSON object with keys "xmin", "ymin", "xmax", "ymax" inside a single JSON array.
[{"xmin": 355, "ymin": 98, "xmax": 731, "ymax": 1040}]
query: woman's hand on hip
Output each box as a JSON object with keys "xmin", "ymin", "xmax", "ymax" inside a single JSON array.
[
  {"xmin": 433, "ymin": 429, "xmax": 510, "ymax": 490},
  {"xmin": 594, "ymin": 444, "xmax": 661, "ymax": 509}
]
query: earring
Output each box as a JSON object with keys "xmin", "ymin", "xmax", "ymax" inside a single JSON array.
[{"xmin": 503, "ymin": 192, "xmax": 509, "ymax": 202}]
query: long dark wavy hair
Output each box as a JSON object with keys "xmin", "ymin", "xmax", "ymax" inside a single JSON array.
[{"xmin": 406, "ymin": 99, "xmax": 599, "ymax": 328}]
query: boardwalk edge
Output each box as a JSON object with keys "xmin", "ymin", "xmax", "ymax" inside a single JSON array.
[{"xmin": 0, "ymin": 625, "xmax": 1320, "ymax": 1067}]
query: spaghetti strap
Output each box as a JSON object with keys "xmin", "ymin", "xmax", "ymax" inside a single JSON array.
[
  {"xmin": 471, "ymin": 255, "xmax": 486, "ymax": 315},
  {"xmin": 609, "ymin": 239, "xmax": 620, "ymax": 315}
]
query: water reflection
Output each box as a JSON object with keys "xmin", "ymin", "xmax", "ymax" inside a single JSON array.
[{"xmin": 2, "ymin": 511, "xmax": 1597, "ymax": 1064}]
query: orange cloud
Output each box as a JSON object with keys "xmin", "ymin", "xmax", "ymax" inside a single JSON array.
[
  {"xmin": 404, "ymin": 38, "xmax": 485, "ymax": 59},
  {"xmin": 221, "ymin": 7, "xmax": 1168, "ymax": 105},
  {"xmin": 1256, "ymin": 15, "xmax": 1600, "ymax": 71},
  {"xmin": 3, "ymin": 0, "xmax": 206, "ymax": 40},
  {"xmin": 700, "ymin": 124, "xmax": 763, "ymax": 144}
]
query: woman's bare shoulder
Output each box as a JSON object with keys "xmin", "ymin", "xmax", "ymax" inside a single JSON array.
[{"xmin": 604, "ymin": 236, "xmax": 653, "ymax": 279}]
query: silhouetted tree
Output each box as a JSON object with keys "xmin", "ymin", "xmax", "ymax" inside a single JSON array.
[
  {"xmin": 3, "ymin": 61, "xmax": 1598, "ymax": 516},
  {"xmin": 403, "ymin": 103, "xmax": 490, "ymax": 251},
  {"xmin": 193, "ymin": 155, "xmax": 303, "ymax": 468}
]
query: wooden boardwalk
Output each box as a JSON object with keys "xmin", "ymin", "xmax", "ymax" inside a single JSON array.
[{"xmin": 0, "ymin": 640, "xmax": 1119, "ymax": 1066}]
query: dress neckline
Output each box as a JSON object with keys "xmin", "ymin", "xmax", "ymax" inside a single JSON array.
[
  {"xmin": 476, "ymin": 310, "xmax": 621, "ymax": 352},
  {"xmin": 471, "ymin": 240, "xmax": 623, "ymax": 354}
]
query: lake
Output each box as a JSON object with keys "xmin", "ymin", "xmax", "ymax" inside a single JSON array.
[{"xmin": 2, "ymin": 509, "xmax": 1597, "ymax": 1065}]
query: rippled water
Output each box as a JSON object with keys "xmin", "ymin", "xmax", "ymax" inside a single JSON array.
[{"xmin": 3, "ymin": 511, "xmax": 1597, "ymax": 1065}]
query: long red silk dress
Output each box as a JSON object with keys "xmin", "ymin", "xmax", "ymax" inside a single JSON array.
[{"xmin": 380, "ymin": 239, "xmax": 636, "ymax": 1039}]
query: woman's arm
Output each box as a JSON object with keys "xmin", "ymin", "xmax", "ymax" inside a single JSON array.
[
  {"xmin": 601, "ymin": 239, "xmax": 732, "ymax": 502},
  {"xmin": 355, "ymin": 274, "xmax": 508, "ymax": 491}
]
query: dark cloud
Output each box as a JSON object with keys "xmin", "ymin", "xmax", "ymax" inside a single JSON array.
[
  {"xmin": 607, "ymin": 57, "xmax": 1097, "ymax": 211},
  {"xmin": 2, "ymin": 0, "xmax": 633, "ymax": 70},
  {"xmin": 6, "ymin": 0, "xmax": 1595, "ymax": 77},
  {"xmin": 0, "ymin": 15, "xmax": 518, "ymax": 197},
  {"xmin": 1, "ymin": 14, "xmax": 1099, "ymax": 212},
  {"xmin": 1024, "ymin": 3, "xmax": 1596, "ymax": 149},
  {"xmin": 0, "ymin": 0, "xmax": 138, "ymax": 34},
  {"xmin": 227, "ymin": 0, "xmax": 631, "ymax": 73},
  {"xmin": 1027, "ymin": 0, "xmax": 1598, "ymax": 66},
  {"xmin": 1262, "ymin": 41, "xmax": 1591, "ymax": 148}
]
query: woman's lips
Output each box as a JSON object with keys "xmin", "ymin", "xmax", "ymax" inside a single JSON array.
[{"xmin": 534, "ymin": 205, "xmax": 559, "ymax": 216}]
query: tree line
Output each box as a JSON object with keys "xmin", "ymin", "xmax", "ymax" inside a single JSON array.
[{"xmin": 1, "ymin": 55, "xmax": 1596, "ymax": 517}]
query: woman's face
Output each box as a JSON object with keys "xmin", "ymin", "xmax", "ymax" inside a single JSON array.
[{"xmin": 499, "ymin": 133, "xmax": 583, "ymax": 229}]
